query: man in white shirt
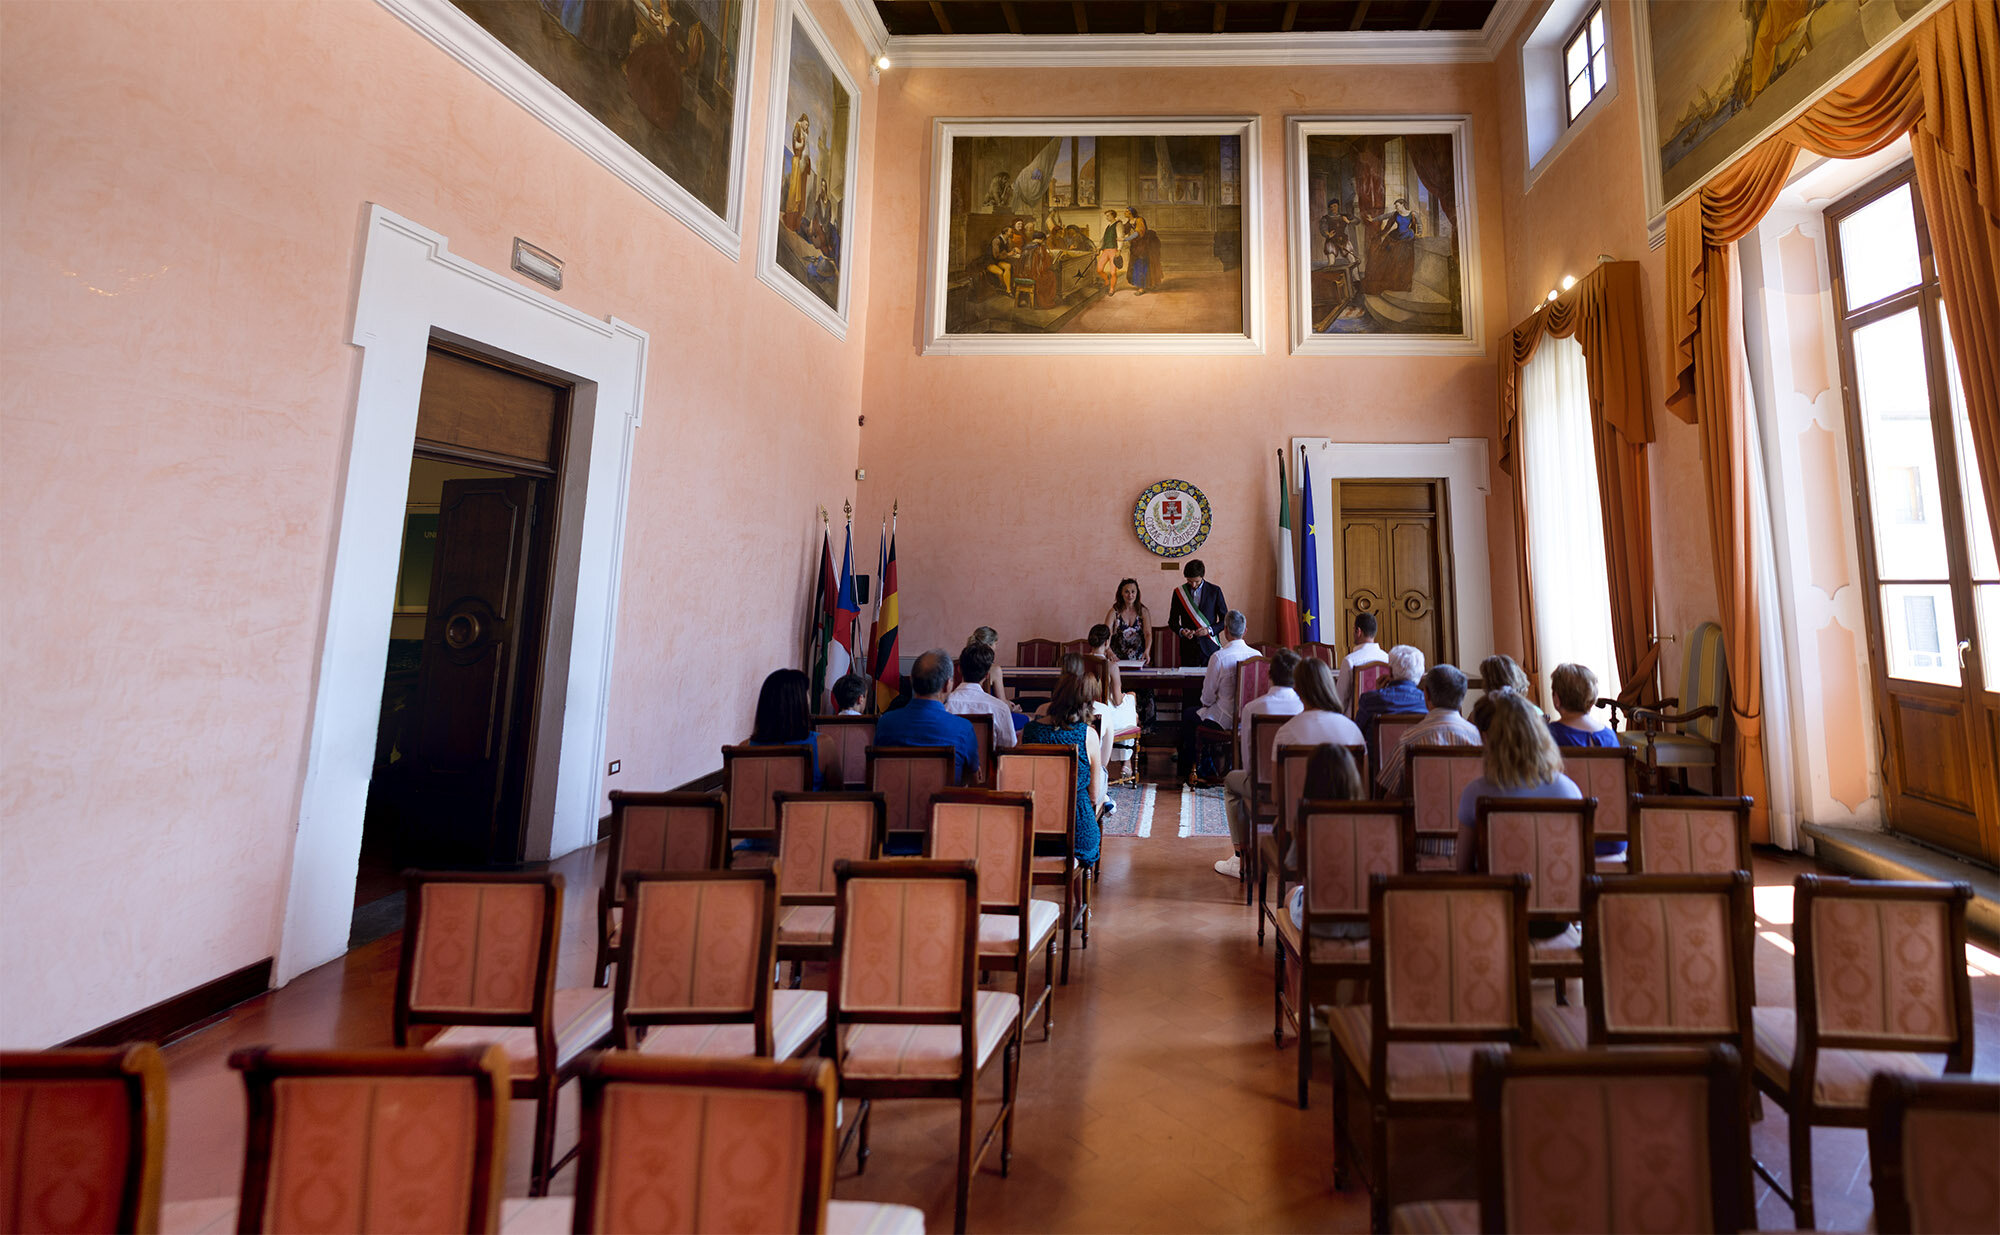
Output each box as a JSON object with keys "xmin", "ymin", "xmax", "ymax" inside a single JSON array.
[
  {"xmin": 1182, "ymin": 609, "xmax": 1259, "ymax": 785},
  {"xmin": 946, "ymin": 642, "xmax": 1017, "ymax": 751},
  {"xmin": 831, "ymin": 673, "xmax": 868, "ymax": 716},
  {"xmin": 1217, "ymin": 648, "xmax": 1304, "ymax": 877},
  {"xmin": 1377, "ymin": 663, "xmax": 1481, "ymax": 795},
  {"xmin": 1334, "ymin": 612, "xmax": 1391, "ymax": 709}
]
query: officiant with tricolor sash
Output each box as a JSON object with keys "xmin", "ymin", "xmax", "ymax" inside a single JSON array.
[{"xmin": 1170, "ymin": 559, "xmax": 1227, "ymax": 667}]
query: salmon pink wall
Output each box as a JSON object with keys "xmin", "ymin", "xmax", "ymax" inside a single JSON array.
[
  {"xmin": 854, "ymin": 62, "xmax": 1522, "ymax": 662},
  {"xmin": 0, "ymin": 0, "xmax": 875, "ymax": 1046}
]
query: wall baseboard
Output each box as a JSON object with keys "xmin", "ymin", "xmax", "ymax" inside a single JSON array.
[
  {"xmin": 596, "ymin": 766, "xmax": 725, "ymax": 841},
  {"xmin": 62, "ymin": 958, "xmax": 273, "ymax": 1048}
]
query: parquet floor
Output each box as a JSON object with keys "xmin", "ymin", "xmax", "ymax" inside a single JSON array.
[{"xmin": 156, "ymin": 787, "xmax": 1999, "ymax": 1233}]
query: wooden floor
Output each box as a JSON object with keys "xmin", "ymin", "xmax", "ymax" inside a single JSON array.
[{"xmin": 158, "ymin": 788, "xmax": 2000, "ymax": 1233}]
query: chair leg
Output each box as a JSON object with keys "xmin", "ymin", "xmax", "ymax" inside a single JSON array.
[
  {"xmin": 594, "ymin": 949, "xmax": 609, "ymax": 989},
  {"xmin": 858, "ymin": 1100, "xmax": 872, "ymax": 1174},
  {"xmin": 1789, "ymin": 1108, "xmax": 1815, "ymax": 1229},
  {"xmin": 1001, "ymin": 1034, "xmax": 1020, "ymax": 1176},
  {"xmin": 1331, "ymin": 1051, "xmax": 1353, "ymax": 1193},
  {"xmin": 1274, "ymin": 940, "xmax": 1287, "ymax": 1049},
  {"xmin": 1243, "ymin": 836, "xmax": 1257, "ymax": 906},
  {"xmin": 1554, "ymin": 975, "xmax": 1569, "ymax": 1005},
  {"xmin": 1058, "ymin": 877, "xmax": 1074, "ymax": 985},
  {"xmin": 1369, "ymin": 1106, "xmax": 1391, "ymax": 1234},
  {"xmin": 1043, "ymin": 931, "xmax": 1057, "ymax": 1037},
  {"xmin": 789, "ymin": 961, "xmax": 803, "ymax": 989},
  {"xmin": 955, "ymin": 1088, "xmax": 976, "ymax": 1235},
  {"xmin": 1296, "ymin": 970, "xmax": 1311, "ymax": 1109},
  {"xmin": 529, "ymin": 1077, "xmax": 558, "ymax": 1197},
  {"xmin": 1079, "ymin": 868, "xmax": 1091, "ymax": 949},
  {"xmin": 1257, "ymin": 864, "xmax": 1269, "ymax": 946}
]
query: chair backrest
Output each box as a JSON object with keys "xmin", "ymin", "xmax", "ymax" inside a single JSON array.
[
  {"xmin": 994, "ymin": 744, "xmax": 1077, "ymax": 844},
  {"xmin": 0, "ymin": 1044, "xmax": 166, "ymax": 1235},
  {"xmin": 1558, "ymin": 746, "xmax": 1635, "ymax": 841},
  {"xmin": 396, "ymin": 872, "xmax": 559, "ymax": 1042},
  {"xmin": 572, "ymin": 1054, "xmax": 837, "ymax": 1235},
  {"xmin": 1149, "ymin": 624, "xmax": 1180, "ymax": 669},
  {"xmin": 773, "ymin": 792, "xmax": 886, "ymax": 906},
  {"xmin": 1249, "ymin": 713, "xmax": 1290, "ymax": 804},
  {"xmin": 616, "ymin": 870, "xmax": 778, "ymax": 1052},
  {"xmin": 1476, "ymin": 798, "xmax": 1598, "ymax": 921},
  {"xmin": 964, "ymin": 712, "xmax": 996, "ymax": 788},
  {"xmin": 230, "ymin": 1045, "xmax": 509, "ymax": 1235},
  {"xmin": 1235, "ymin": 656, "xmax": 1271, "ymax": 712},
  {"xmin": 1016, "ymin": 638, "xmax": 1059, "ymax": 668},
  {"xmin": 1060, "ymin": 638, "xmax": 1091, "ymax": 656},
  {"xmin": 1581, "ymin": 873, "xmax": 1754, "ymax": 1044},
  {"xmin": 602, "ymin": 792, "xmax": 725, "ymax": 914},
  {"xmin": 1298, "ymin": 642, "xmax": 1338, "ymax": 668},
  {"xmin": 1298, "ymin": 801, "xmax": 1411, "ymax": 928},
  {"xmin": 1628, "ymin": 795, "xmax": 1753, "ymax": 875},
  {"xmin": 1371, "ymin": 710, "xmax": 1428, "ymax": 787},
  {"xmin": 865, "ymin": 746, "xmax": 956, "ymax": 845},
  {"xmin": 811, "ymin": 716, "xmax": 876, "ymax": 790},
  {"xmin": 1372, "ymin": 874, "xmax": 1533, "ymax": 1038},
  {"xmin": 1353, "ymin": 660, "xmax": 1390, "ymax": 700},
  {"xmin": 830, "ymin": 861, "xmax": 977, "ymax": 1024},
  {"xmin": 1470, "ymin": 1044, "xmax": 1752, "ymax": 1233},
  {"xmin": 1793, "ymin": 875, "xmax": 1973, "ymax": 1061},
  {"xmin": 1867, "ymin": 1075, "xmax": 2000, "ymax": 1235},
  {"xmin": 721, "ymin": 744, "xmax": 814, "ymax": 838},
  {"xmin": 1680, "ymin": 621, "xmax": 1728, "ymax": 743},
  {"xmin": 926, "ymin": 790, "xmax": 1033, "ymax": 916},
  {"xmin": 1272, "ymin": 743, "xmax": 1321, "ymax": 855},
  {"xmin": 1408, "ymin": 745, "xmax": 1486, "ymax": 844}
]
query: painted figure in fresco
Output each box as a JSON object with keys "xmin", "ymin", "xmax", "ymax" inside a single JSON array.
[
  {"xmin": 1318, "ymin": 202, "xmax": 1360, "ymax": 307},
  {"xmin": 981, "ymin": 171, "xmax": 1012, "ymax": 212},
  {"xmin": 1124, "ymin": 209, "xmax": 1164, "ymax": 295},
  {"xmin": 783, "ymin": 113, "xmax": 813, "ymax": 223},
  {"xmin": 986, "ymin": 228, "xmax": 1020, "ymax": 295},
  {"xmin": 1365, "ymin": 197, "xmax": 1420, "ymax": 293},
  {"xmin": 1019, "ymin": 231, "xmax": 1062, "ymax": 309},
  {"xmin": 1094, "ymin": 209, "xmax": 1126, "ymax": 296},
  {"xmin": 623, "ymin": 0, "xmax": 704, "ymax": 134}
]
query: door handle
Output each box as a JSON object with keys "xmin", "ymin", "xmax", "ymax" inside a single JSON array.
[{"xmin": 1959, "ymin": 638, "xmax": 1972, "ymax": 669}]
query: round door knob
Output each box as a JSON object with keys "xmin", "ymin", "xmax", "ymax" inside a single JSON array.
[{"xmin": 444, "ymin": 612, "xmax": 482, "ymax": 650}]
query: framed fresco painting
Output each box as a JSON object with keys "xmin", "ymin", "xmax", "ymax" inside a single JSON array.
[
  {"xmin": 380, "ymin": 0, "xmax": 758, "ymax": 259},
  {"xmin": 1633, "ymin": 0, "xmax": 1946, "ymax": 220},
  {"xmin": 757, "ymin": 0, "xmax": 861, "ymax": 339},
  {"xmin": 1285, "ymin": 116, "xmax": 1482, "ymax": 356},
  {"xmin": 922, "ymin": 117, "xmax": 1265, "ymax": 356}
]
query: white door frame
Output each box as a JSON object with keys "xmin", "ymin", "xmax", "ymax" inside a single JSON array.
[
  {"xmin": 276, "ymin": 205, "xmax": 647, "ymax": 984},
  {"xmin": 1292, "ymin": 436, "xmax": 1495, "ymax": 668}
]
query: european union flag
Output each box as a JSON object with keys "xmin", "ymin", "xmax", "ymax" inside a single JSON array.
[{"xmin": 1300, "ymin": 451, "xmax": 1322, "ymax": 643}]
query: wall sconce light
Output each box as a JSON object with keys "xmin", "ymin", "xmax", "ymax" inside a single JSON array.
[
  {"xmin": 876, "ymin": 53, "xmax": 892, "ymax": 70},
  {"xmin": 1546, "ymin": 288, "xmax": 1559, "ymax": 302},
  {"xmin": 1560, "ymin": 274, "xmax": 1577, "ymax": 291},
  {"xmin": 511, "ymin": 238, "xmax": 563, "ymax": 292}
]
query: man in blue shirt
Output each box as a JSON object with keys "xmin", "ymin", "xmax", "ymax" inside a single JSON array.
[
  {"xmin": 872, "ymin": 648, "xmax": 979, "ymax": 783},
  {"xmin": 1352, "ymin": 644, "xmax": 1429, "ymax": 745}
]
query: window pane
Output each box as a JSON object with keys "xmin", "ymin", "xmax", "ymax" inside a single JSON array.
[
  {"xmin": 1566, "ymin": 33, "xmax": 1588, "ymax": 78},
  {"xmin": 1853, "ymin": 311, "xmax": 1951, "ymax": 578},
  {"xmin": 1943, "ymin": 320, "xmax": 1998, "ymax": 581},
  {"xmin": 1591, "ymin": 49, "xmax": 1608, "ymax": 92},
  {"xmin": 1977, "ymin": 585, "xmax": 2000, "ymax": 693},
  {"xmin": 1568, "ymin": 76, "xmax": 1592, "ymax": 121},
  {"xmin": 1880, "ymin": 583, "xmax": 1961, "ymax": 685},
  {"xmin": 1838, "ymin": 183, "xmax": 1923, "ymax": 310},
  {"xmin": 1588, "ymin": 7, "xmax": 1604, "ymax": 49}
]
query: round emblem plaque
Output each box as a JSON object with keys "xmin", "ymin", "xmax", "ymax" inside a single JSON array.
[{"xmin": 1132, "ymin": 480, "xmax": 1212, "ymax": 558}]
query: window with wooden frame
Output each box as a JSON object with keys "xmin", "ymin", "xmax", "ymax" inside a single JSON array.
[{"xmin": 1564, "ymin": 5, "xmax": 1607, "ymax": 124}]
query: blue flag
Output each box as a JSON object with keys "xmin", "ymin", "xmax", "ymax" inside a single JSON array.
[
  {"xmin": 833, "ymin": 522, "xmax": 860, "ymax": 653},
  {"xmin": 1300, "ymin": 451, "xmax": 1322, "ymax": 642}
]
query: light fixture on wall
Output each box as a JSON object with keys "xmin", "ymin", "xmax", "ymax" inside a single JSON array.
[
  {"xmin": 1546, "ymin": 288, "xmax": 1559, "ymax": 302},
  {"xmin": 511, "ymin": 238, "xmax": 563, "ymax": 291},
  {"xmin": 872, "ymin": 52, "xmax": 890, "ymax": 80},
  {"xmin": 1560, "ymin": 274, "xmax": 1577, "ymax": 291}
]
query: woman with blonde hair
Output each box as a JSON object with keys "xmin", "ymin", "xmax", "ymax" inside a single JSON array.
[
  {"xmin": 1457, "ymin": 692, "xmax": 1583, "ymax": 938},
  {"xmin": 1468, "ymin": 652, "xmax": 1538, "ymax": 731},
  {"xmin": 965, "ymin": 626, "xmax": 1008, "ymax": 699}
]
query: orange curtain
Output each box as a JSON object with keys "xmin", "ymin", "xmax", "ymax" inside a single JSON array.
[
  {"xmin": 1498, "ymin": 262, "xmax": 1657, "ymax": 699},
  {"xmin": 1659, "ymin": 7, "xmax": 2000, "ymax": 837}
]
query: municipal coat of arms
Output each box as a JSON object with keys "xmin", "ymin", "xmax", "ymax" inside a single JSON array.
[{"xmin": 1133, "ymin": 480, "xmax": 1212, "ymax": 557}]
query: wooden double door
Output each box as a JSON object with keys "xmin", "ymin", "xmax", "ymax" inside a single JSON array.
[{"xmin": 1334, "ymin": 479, "xmax": 1455, "ymax": 671}]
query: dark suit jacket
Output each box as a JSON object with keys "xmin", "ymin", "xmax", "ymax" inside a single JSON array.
[{"xmin": 1175, "ymin": 581, "xmax": 1228, "ymax": 667}]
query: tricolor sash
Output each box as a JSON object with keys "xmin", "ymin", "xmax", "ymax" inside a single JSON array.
[{"xmin": 1171, "ymin": 582, "xmax": 1215, "ymax": 640}]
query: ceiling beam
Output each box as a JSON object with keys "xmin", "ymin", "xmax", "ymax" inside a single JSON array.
[
  {"xmin": 1418, "ymin": 0, "xmax": 1442, "ymax": 29},
  {"xmin": 1212, "ymin": 3, "xmax": 1228, "ymax": 33},
  {"xmin": 1280, "ymin": 1, "xmax": 1298, "ymax": 31},
  {"xmin": 1071, "ymin": 1, "xmax": 1088, "ymax": 33},
  {"xmin": 927, "ymin": 0, "xmax": 952, "ymax": 35},
  {"xmin": 1145, "ymin": 2, "xmax": 1158, "ymax": 34},
  {"xmin": 1000, "ymin": 1, "xmax": 1022, "ymax": 35},
  {"xmin": 1348, "ymin": 0, "xmax": 1372, "ymax": 31}
]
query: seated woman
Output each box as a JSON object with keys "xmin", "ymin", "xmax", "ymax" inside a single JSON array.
[
  {"xmin": 1021, "ymin": 655, "xmax": 1103, "ymax": 866},
  {"xmin": 1546, "ymin": 662, "xmax": 1616, "ymax": 747},
  {"xmin": 1457, "ymin": 691, "xmax": 1582, "ymax": 940},
  {"xmin": 1080, "ymin": 653, "xmax": 1135, "ymax": 808},
  {"xmin": 1285, "ymin": 743, "xmax": 1370, "ymax": 939},
  {"xmin": 738, "ymin": 668, "xmax": 821, "ymax": 854},
  {"xmin": 1468, "ymin": 653, "xmax": 1537, "ymax": 732}
]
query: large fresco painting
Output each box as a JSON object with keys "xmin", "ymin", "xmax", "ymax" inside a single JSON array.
[
  {"xmin": 1642, "ymin": 0, "xmax": 1936, "ymax": 209},
  {"xmin": 757, "ymin": 2, "xmax": 858, "ymax": 335},
  {"xmin": 923, "ymin": 119, "xmax": 1263, "ymax": 355}
]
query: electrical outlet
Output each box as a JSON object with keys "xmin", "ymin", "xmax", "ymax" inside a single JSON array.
[{"xmin": 607, "ymin": 760, "xmax": 621, "ymax": 775}]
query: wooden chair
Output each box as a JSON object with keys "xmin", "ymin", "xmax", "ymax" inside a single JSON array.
[
  {"xmin": 0, "ymin": 1043, "xmax": 166, "ymax": 1234},
  {"xmin": 1474, "ymin": 796, "xmax": 1598, "ymax": 998},
  {"xmin": 1147, "ymin": 625, "xmax": 1180, "ymax": 670},
  {"xmin": 1752, "ymin": 874, "xmax": 1975, "ymax": 1228},
  {"xmin": 1628, "ymin": 794, "xmax": 1755, "ymax": 875},
  {"xmin": 866, "ymin": 745, "xmax": 956, "ymax": 855},
  {"xmin": 1407, "ymin": 745, "xmax": 1485, "ymax": 872},
  {"xmin": 394, "ymin": 870, "xmax": 614, "ymax": 1195},
  {"xmin": 1235, "ymin": 655, "xmax": 1272, "ymax": 713},
  {"xmin": 1615, "ymin": 620, "xmax": 1728, "ymax": 792},
  {"xmin": 965, "ymin": 712, "xmax": 996, "ymax": 788},
  {"xmin": 1060, "ymin": 638, "xmax": 1091, "ymax": 656},
  {"xmin": 564, "ymin": 1054, "xmax": 925, "ymax": 1235},
  {"xmin": 1256, "ymin": 742, "xmax": 1366, "ymax": 938},
  {"xmin": 1352, "ymin": 660, "xmax": 1390, "ymax": 701},
  {"xmin": 996, "ymin": 744, "xmax": 1088, "ymax": 982},
  {"xmin": 1242, "ymin": 713, "xmax": 1293, "ymax": 899},
  {"xmin": 1298, "ymin": 641, "xmax": 1339, "ymax": 668},
  {"xmin": 812, "ymin": 714, "xmax": 877, "ymax": 789},
  {"xmin": 1557, "ymin": 746, "xmax": 1637, "ymax": 865},
  {"xmin": 773, "ymin": 791, "xmax": 886, "ymax": 982},
  {"xmin": 226, "ymin": 1045, "xmax": 509, "ymax": 1234},
  {"xmin": 928, "ymin": 790, "xmax": 1059, "ymax": 1038},
  {"xmin": 615, "ymin": 869, "xmax": 826, "ymax": 1063},
  {"xmin": 1388, "ymin": 1045, "xmax": 1754, "ymax": 1234},
  {"xmin": 721, "ymin": 744, "xmax": 814, "ymax": 852},
  {"xmin": 1867, "ymin": 1074, "xmax": 2000, "ymax": 1234},
  {"xmin": 595, "ymin": 791, "xmax": 725, "ymax": 986},
  {"xmin": 1277, "ymin": 799, "xmax": 1412, "ymax": 1108},
  {"xmin": 1369, "ymin": 711, "xmax": 1428, "ymax": 794},
  {"xmin": 1328, "ymin": 874, "xmax": 1534, "ymax": 1233},
  {"xmin": 1016, "ymin": 638, "xmax": 1059, "ymax": 667},
  {"xmin": 829, "ymin": 860, "xmax": 1022, "ymax": 1235}
]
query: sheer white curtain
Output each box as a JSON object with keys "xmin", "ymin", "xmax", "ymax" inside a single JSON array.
[{"xmin": 1520, "ymin": 333, "xmax": 1621, "ymax": 713}]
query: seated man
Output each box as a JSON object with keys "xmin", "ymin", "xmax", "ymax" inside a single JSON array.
[
  {"xmin": 1351, "ymin": 644, "xmax": 1427, "ymax": 745},
  {"xmin": 1217, "ymin": 648, "xmax": 1304, "ymax": 879},
  {"xmin": 945, "ymin": 642, "xmax": 1017, "ymax": 758},
  {"xmin": 831, "ymin": 672, "xmax": 868, "ymax": 716},
  {"xmin": 1376, "ymin": 663, "xmax": 1480, "ymax": 796},
  {"xmin": 1181, "ymin": 609, "xmax": 1259, "ymax": 785},
  {"xmin": 1333, "ymin": 612, "xmax": 1390, "ymax": 710},
  {"xmin": 873, "ymin": 648, "xmax": 980, "ymax": 783}
]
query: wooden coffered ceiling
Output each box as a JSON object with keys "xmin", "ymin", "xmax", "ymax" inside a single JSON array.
[{"xmin": 872, "ymin": 1, "xmax": 1499, "ymax": 37}]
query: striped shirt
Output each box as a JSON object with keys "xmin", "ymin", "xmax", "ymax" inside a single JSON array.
[{"xmin": 1377, "ymin": 707, "xmax": 1482, "ymax": 796}]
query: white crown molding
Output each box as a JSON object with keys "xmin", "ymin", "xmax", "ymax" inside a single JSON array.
[
  {"xmin": 1479, "ymin": 0, "xmax": 1538, "ymax": 60},
  {"xmin": 832, "ymin": 0, "xmax": 890, "ymax": 60}
]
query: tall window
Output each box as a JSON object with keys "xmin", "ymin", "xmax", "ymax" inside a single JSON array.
[
  {"xmin": 1520, "ymin": 333, "xmax": 1621, "ymax": 711},
  {"xmin": 1564, "ymin": 5, "xmax": 1607, "ymax": 124}
]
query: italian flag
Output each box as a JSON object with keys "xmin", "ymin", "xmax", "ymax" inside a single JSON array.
[{"xmin": 1274, "ymin": 450, "xmax": 1301, "ymax": 648}]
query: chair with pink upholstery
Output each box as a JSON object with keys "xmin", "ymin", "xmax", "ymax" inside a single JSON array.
[
  {"xmin": 1059, "ymin": 638, "xmax": 1091, "ymax": 657},
  {"xmin": 928, "ymin": 790, "xmax": 1058, "ymax": 1039},
  {"xmin": 1352, "ymin": 660, "xmax": 1391, "ymax": 702},
  {"xmin": 1867, "ymin": 1074, "xmax": 2000, "ymax": 1235},
  {"xmin": 812, "ymin": 715, "xmax": 877, "ymax": 790},
  {"xmin": 225, "ymin": 1045, "xmax": 509, "ymax": 1234},
  {"xmin": 1753, "ymin": 874, "xmax": 1975, "ymax": 1229},
  {"xmin": 1389, "ymin": 1044, "xmax": 1753, "ymax": 1234},
  {"xmin": 866, "ymin": 745, "xmax": 956, "ymax": 856},
  {"xmin": 1369, "ymin": 711, "xmax": 1427, "ymax": 793},
  {"xmin": 0, "ymin": 1043, "xmax": 166, "ymax": 1234},
  {"xmin": 394, "ymin": 871, "xmax": 613, "ymax": 1196},
  {"xmin": 1474, "ymin": 797, "xmax": 1597, "ymax": 1000},
  {"xmin": 1255, "ymin": 742, "xmax": 1365, "ymax": 940},
  {"xmin": 963, "ymin": 713, "xmax": 996, "ymax": 788},
  {"xmin": 1147, "ymin": 625, "xmax": 1179, "ymax": 669},
  {"xmin": 1406, "ymin": 746, "xmax": 1485, "ymax": 872},
  {"xmin": 1328, "ymin": 874, "xmax": 1534, "ymax": 1232},
  {"xmin": 995, "ymin": 744, "xmax": 1087, "ymax": 982},
  {"xmin": 1556, "ymin": 746, "xmax": 1637, "ymax": 865},
  {"xmin": 1241, "ymin": 715, "xmax": 1291, "ymax": 905},
  {"xmin": 1235, "ymin": 656, "xmax": 1272, "ymax": 715},
  {"xmin": 721, "ymin": 744, "xmax": 815, "ymax": 855},
  {"xmin": 1016, "ymin": 639, "xmax": 1059, "ymax": 668},
  {"xmin": 1628, "ymin": 794, "xmax": 1755, "ymax": 876},
  {"xmin": 596, "ymin": 791, "xmax": 726, "ymax": 986},
  {"xmin": 614, "ymin": 869, "xmax": 827, "ymax": 1065},
  {"xmin": 772, "ymin": 791, "xmax": 886, "ymax": 983},
  {"xmin": 1276, "ymin": 800, "xmax": 1412, "ymax": 1109},
  {"xmin": 829, "ymin": 860, "xmax": 1022, "ymax": 1235},
  {"xmin": 1298, "ymin": 641, "xmax": 1339, "ymax": 668}
]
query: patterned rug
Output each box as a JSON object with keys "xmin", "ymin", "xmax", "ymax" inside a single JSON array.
[
  {"xmin": 1177, "ymin": 785, "xmax": 1232, "ymax": 838},
  {"xmin": 1101, "ymin": 783, "xmax": 1156, "ymax": 838}
]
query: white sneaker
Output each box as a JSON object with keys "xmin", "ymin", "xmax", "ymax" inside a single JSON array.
[{"xmin": 1214, "ymin": 855, "xmax": 1242, "ymax": 878}]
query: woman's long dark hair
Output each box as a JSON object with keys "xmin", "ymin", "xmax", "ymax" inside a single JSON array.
[
  {"xmin": 1045, "ymin": 654, "xmax": 1100, "ymax": 726},
  {"xmin": 752, "ymin": 668, "xmax": 812, "ymax": 743}
]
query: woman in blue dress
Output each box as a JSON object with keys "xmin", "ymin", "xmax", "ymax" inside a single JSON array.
[{"xmin": 1021, "ymin": 656, "xmax": 1102, "ymax": 865}]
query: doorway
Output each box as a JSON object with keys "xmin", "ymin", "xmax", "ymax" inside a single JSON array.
[
  {"xmin": 353, "ymin": 345, "xmax": 569, "ymax": 944},
  {"xmin": 1334, "ymin": 478, "xmax": 1457, "ymax": 671}
]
